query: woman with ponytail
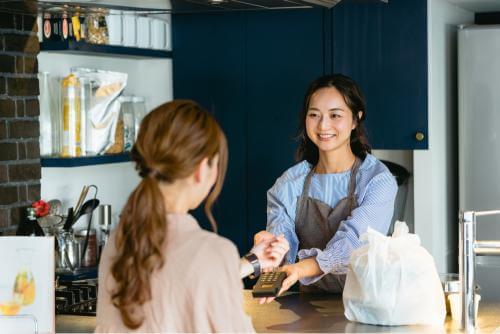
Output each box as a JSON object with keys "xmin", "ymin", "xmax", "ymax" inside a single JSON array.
[
  {"xmin": 254, "ymin": 74, "xmax": 398, "ymax": 299},
  {"xmin": 95, "ymin": 100, "xmax": 272, "ymax": 332}
]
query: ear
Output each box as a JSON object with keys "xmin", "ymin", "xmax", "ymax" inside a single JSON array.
[
  {"xmin": 193, "ymin": 157, "xmax": 210, "ymax": 183},
  {"xmin": 352, "ymin": 111, "xmax": 363, "ymax": 130}
]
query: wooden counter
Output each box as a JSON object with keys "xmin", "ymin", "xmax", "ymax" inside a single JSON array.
[{"xmin": 56, "ymin": 290, "xmax": 500, "ymax": 333}]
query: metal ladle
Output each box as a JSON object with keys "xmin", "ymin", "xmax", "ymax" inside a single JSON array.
[{"xmin": 75, "ymin": 199, "xmax": 100, "ymax": 265}]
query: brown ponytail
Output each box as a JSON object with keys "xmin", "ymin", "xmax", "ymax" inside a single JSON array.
[{"xmin": 110, "ymin": 100, "xmax": 228, "ymax": 328}]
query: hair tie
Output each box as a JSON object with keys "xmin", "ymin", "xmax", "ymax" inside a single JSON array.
[{"xmin": 149, "ymin": 169, "xmax": 162, "ymax": 179}]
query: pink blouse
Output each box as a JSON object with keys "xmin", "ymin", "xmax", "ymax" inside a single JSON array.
[{"xmin": 95, "ymin": 213, "xmax": 254, "ymax": 333}]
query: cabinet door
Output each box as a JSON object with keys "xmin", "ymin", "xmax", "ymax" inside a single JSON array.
[
  {"xmin": 173, "ymin": 10, "xmax": 325, "ymax": 252},
  {"xmin": 245, "ymin": 9, "xmax": 325, "ymax": 247},
  {"xmin": 172, "ymin": 13, "xmax": 248, "ymax": 253},
  {"xmin": 332, "ymin": 0, "xmax": 428, "ymax": 149}
]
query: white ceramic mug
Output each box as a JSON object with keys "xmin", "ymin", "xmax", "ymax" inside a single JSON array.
[
  {"xmin": 136, "ymin": 16, "xmax": 151, "ymax": 49},
  {"xmin": 122, "ymin": 12, "xmax": 137, "ymax": 47},
  {"xmin": 165, "ymin": 19, "xmax": 171, "ymax": 50},
  {"xmin": 151, "ymin": 19, "xmax": 168, "ymax": 50},
  {"xmin": 105, "ymin": 10, "xmax": 122, "ymax": 45}
]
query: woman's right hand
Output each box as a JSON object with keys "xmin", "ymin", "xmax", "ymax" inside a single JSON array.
[
  {"xmin": 252, "ymin": 231, "xmax": 289, "ymax": 270},
  {"xmin": 258, "ymin": 264, "xmax": 300, "ymax": 304},
  {"xmin": 254, "ymin": 230, "xmax": 274, "ymax": 245}
]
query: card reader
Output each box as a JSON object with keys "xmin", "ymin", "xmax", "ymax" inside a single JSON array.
[{"xmin": 252, "ymin": 271, "xmax": 287, "ymax": 298}]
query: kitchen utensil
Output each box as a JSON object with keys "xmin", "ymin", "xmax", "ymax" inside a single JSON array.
[
  {"xmin": 98, "ymin": 204, "xmax": 112, "ymax": 246},
  {"xmin": 62, "ymin": 207, "xmax": 74, "ymax": 232},
  {"xmin": 73, "ymin": 199, "xmax": 100, "ymax": 225},
  {"xmin": 74, "ymin": 185, "xmax": 90, "ymax": 216},
  {"xmin": 77, "ymin": 198, "xmax": 100, "ymax": 265},
  {"xmin": 47, "ymin": 199, "xmax": 62, "ymax": 215},
  {"xmin": 75, "ymin": 229, "xmax": 97, "ymax": 267},
  {"xmin": 37, "ymin": 214, "xmax": 64, "ymax": 235}
]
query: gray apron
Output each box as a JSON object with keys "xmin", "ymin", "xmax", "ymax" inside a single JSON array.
[{"xmin": 295, "ymin": 158, "xmax": 361, "ymax": 293}]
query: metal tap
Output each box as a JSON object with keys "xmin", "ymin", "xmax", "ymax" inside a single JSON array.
[{"xmin": 459, "ymin": 210, "xmax": 500, "ymax": 333}]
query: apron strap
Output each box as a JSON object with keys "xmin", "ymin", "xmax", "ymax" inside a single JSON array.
[
  {"xmin": 347, "ymin": 157, "xmax": 361, "ymax": 211},
  {"xmin": 296, "ymin": 167, "xmax": 315, "ymax": 224}
]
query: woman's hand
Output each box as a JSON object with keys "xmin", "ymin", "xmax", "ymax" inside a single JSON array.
[
  {"xmin": 257, "ymin": 258, "xmax": 322, "ymax": 304},
  {"xmin": 258, "ymin": 264, "xmax": 300, "ymax": 304},
  {"xmin": 252, "ymin": 231, "xmax": 290, "ymax": 270},
  {"xmin": 254, "ymin": 230, "xmax": 274, "ymax": 245},
  {"xmin": 265, "ymin": 235, "xmax": 289, "ymax": 269}
]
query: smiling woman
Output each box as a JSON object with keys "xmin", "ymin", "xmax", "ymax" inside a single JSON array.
[{"xmin": 253, "ymin": 74, "xmax": 398, "ymax": 300}]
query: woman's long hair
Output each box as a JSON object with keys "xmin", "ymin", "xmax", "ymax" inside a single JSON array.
[
  {"xmin": 295, "ymin": 74, "xmax": 371, "ymax": 165},
  {"xmin": 110, "ymin": 100, "xmax": 228, "ymax": 329}
]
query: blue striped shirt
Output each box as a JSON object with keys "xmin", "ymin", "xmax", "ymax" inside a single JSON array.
[{"xmin": 266, "ymin": 154, "xmax": 397, "ymax": 285}]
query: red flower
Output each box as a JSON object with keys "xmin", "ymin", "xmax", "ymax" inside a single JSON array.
[{"xmin": 32, "ymin": 200, "xmax": 50, "ymax": 217}]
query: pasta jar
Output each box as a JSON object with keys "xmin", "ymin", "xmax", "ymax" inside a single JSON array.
[{"xmin": 61, "ymin": 73, "xmax": 81, "ymax": 157}]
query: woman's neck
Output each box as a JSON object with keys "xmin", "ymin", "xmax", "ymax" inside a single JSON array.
[
  {"xmin": 159, "ymin": 181, "xmax": 192, "ymax": 214},
  {"xmin": 315, "ymin": 149, "xmax": 357, "ymax": 174}
]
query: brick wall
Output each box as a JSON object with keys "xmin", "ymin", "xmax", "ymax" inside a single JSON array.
[{"xmin": 0, "ymin": 3, "xmax": 41, "ymax": 234}]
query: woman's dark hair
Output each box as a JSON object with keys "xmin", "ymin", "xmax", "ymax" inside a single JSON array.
[
  {"xmin": 295, "ymin": 74, "xmax": 371, "ymax": 164},
  {"xmin": 110, "ymin": 100, "xmax": 228, "ymax": 329}
]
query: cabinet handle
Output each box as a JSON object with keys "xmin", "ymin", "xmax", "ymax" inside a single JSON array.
[{"xmin": 415, "ymin": 132, "xmax": 425, "ymax": 141}]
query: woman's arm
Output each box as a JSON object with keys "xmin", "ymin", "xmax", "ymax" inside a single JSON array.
[
  {"xmin": 264, "ymin": 183, "xmax": 300, "ymax": 264},
  {"xmin": 240, "ymin": 234, "xmax": 290, "ymax": 278},
  {"xmin": 298, "ymin": 172, "xmax": 398, "ymax": 285}
]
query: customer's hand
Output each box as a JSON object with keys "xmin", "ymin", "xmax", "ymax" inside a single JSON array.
[
  {"xmin": 265, "ymin": 235, "xmax": 289, "ymax": 269},
  {"xmin": 254, "ymin": 230, "xmax": 274, "ymax": 245},
  {"xmin": 252, "ymin": 231, "xmax": 289, "ymax": 270},
  {"xmin": 258, "ymin": 264, "xmax": 300, "ymax": 304}
]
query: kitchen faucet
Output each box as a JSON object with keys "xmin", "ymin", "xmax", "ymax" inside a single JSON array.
[{"xmin": 459, "ymin": 210, "xmax": 500, "ymax": 333}]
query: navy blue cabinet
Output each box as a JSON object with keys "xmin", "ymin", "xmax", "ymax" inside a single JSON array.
[
  {"xmin": 245, "ymin": 9, "xmax": 325, "ymax": 248},
  {"xmin": 173, "ymin": 10, "xmax": 325, "ymax": 252},
  {"xmin": 173, "ymin": 13, "xmax": 248, "ymax": 251},
  {"xmin": 332, "ymin": 0, "xmax": 428, "ymax": 149}
]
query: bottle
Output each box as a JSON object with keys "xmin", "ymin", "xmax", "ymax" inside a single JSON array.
[
  {"xmin": 42, "ymin": 13, "xmax": 52, "ymax": 42},
  {"xmin": 51, "ymin": 14, "xmax": 62, "ymax": 42},
  {"xmin": 61, "ymin": 13, "xmax": 70, "ymax": 41},
  {"xmin": 16, "ymin": 208, "xmax": 44, "ymax": 236},
  {"xmin": 61, "ymin": 73, "xmax": 82, "ymax": 157}
]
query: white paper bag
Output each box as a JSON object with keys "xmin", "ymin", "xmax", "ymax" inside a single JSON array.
[{"xmin": 343, "ymin": 221, "xmax": 445, "ymax": 326}]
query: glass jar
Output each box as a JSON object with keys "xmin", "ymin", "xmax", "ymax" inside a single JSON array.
[
  {"xmin": 119, "ymin": 96, "xmax": 135, "ymax": 151},
  {"xmin": 61, "ymin": 73, "xmax": 81, "ymax": 157},
  {"xmin": 39, "ymin": 72, "xmax": 52, "ymax": 156},
  {"xmin": 86, "ymin": 14, "xmax": 108, "ymax": 45},
  {"xmin": 79, "ymin": 77, "xmax": 92, "ymax": 156},
  {"xmin": 132, "ymin": 96, "xmax": 147, "ymax": 141}
]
